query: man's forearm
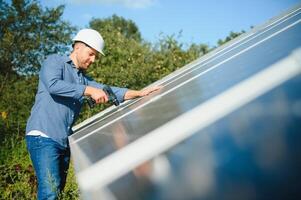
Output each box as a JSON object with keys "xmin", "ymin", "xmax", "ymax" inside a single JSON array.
[
  {"xmin": 124, "ymin": 86, "xmax": 162, "ymax": 100},
  {"xmin": 84, "ymin": 86, "xmax": 108, "ymax": 103},
  {"xmin": 124, "ymin": 90, "xmax": 142, "ymax": 100}
]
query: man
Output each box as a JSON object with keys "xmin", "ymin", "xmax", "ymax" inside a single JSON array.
[{"xmin": 25, "ymin": 28, "xmax": 160, "ymax": 200}]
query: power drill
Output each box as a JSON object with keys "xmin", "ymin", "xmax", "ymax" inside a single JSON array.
[{"xmin": 86, "ymin": 85, "xmax": 120, "ymax": 108}]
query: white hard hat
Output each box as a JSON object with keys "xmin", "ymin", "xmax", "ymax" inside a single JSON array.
[{"xmin": 73, "ymin": 29, "xmax": 105, "ymax": 55}]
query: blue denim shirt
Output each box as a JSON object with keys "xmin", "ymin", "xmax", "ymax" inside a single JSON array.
[{"xmin": 26, "ymin": 54, "xmax": 128, "ymax": 147}]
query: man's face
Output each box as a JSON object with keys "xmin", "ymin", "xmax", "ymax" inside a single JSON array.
[{"xmin": 75, "ymin": 43, "xmax": 98, "ymax": 70}]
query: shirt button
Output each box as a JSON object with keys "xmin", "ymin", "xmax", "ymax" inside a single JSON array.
[{"xmin": 73, "ymin": 102, "xmax": 76, "ymax": 105}]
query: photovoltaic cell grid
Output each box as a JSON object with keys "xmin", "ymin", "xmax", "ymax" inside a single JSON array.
[{"xmin": 70, "ymin": 5, "xmax": 301, "ymax": 200}]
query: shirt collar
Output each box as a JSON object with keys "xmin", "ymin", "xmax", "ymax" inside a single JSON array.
[
  {"xmin": 64, "ymin": 55, "xmax": 84, "ymax": 74},
  {"xmin": 63, "ymin": 54, "xmax": 72, "ymax": 64}
]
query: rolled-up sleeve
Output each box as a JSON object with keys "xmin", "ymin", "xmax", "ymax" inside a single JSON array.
[
  {"xmin": 85, "ymin": 76, "xmax": 128, "ymax": 103},
  {"xmin": 40, "ymin": 55, "xmax": 86, "ymax": 100},
  {"xmin": 110, "ymin": 86, "xmax": 128, "ymax": 103}
]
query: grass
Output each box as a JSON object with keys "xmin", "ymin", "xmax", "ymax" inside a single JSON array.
[{"xmin": 0, "ymin": 134, "xmax": 80, "ymax": 200}]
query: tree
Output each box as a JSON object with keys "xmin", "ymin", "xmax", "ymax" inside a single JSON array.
[
  {"xmin": 89, "ymin": 14, "xmax": 142, "ymax": 43},
  {"xmin": 217, "ymin": 30, "xmax": 246, "ymax": 46},
  {"xmin": 0, "ymin": 0, "xmax": 75, "ymax": 76}
]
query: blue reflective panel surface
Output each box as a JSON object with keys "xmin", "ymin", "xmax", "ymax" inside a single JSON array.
[{"xmin": 106, "ymin": 75, "xmax": 301, "ymax": 200}]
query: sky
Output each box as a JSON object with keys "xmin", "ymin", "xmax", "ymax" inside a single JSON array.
[{"xmin": 39, "ymin": 0, "xmax": 300, "ymax": 47}]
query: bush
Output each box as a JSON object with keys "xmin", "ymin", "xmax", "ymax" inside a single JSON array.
[{"xmin": 0, "ymin": 135, "xmax": 79, "ymax": 199}]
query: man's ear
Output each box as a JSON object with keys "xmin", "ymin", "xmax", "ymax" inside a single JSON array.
[{"xmin": 73, "ymin": 42, "xmax": 84, "ymax": 52}]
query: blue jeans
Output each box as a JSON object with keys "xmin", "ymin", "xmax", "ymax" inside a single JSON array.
[{"xmin": 26, "ymin": 136, "xmax": 70, "ymax": 200}]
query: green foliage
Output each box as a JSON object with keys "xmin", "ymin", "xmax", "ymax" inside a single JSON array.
[
  {"xmin": 90, "ymin": 14, "xmax": 142, "ymax": 42},
  {"xmin": 0, "ymin": 135, "xmax": 79, "ymax": 199},
  {"xmin": 57, "ymin": 164, "xmax": 80, "ymax": 200},
  {"xmin": 217, "ymin": 30, "xmax": 246, "ymax": 46},
  {"xmin": 0, "ymin": 135, "xmax": 36, "ymax": 199},
  {"xmin": 149, "ymin": 33, "xmax": 210, "ymax": 79},
  {"xmin": 0, "ymin": 74, "xmax": 38, "ymax": 141},
  {"xmin": 0, "ymin": 0, "xmax": 76, "ymax": 76}
]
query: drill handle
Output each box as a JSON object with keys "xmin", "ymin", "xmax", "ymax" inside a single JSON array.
[{"xmin": 86, "ymin": 97, "xmax": 96, "ymax": 108}]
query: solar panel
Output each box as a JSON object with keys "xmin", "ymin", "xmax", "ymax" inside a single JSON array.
[{"xmin": 70, "ymin": 4, "xmax": 301, "ymax": 200}]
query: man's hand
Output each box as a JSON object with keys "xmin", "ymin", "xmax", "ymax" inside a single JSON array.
[
  {"xmin": 124, "ymin": 85, "xmax": 163, "ymax": 100},
  {"xmin": 139, "ymin": 85, "xmax": 162, "ymax": 96},
  {"xmin": 84, "ymin": 86, "xmax": 108, "ymax": 104}
]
